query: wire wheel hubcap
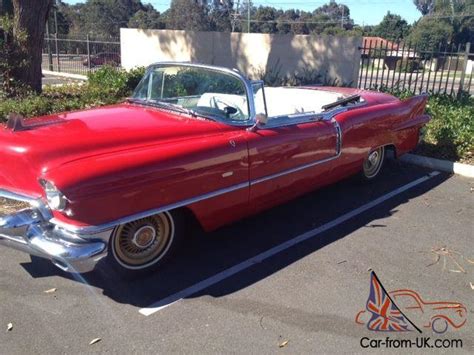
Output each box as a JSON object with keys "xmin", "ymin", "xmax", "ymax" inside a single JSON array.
[
  {"xmin": 112, "ymin": 213, "xmax": 173, "ymax": 268},
  {"xmin": 363, "ymin": 148, "xmax": 384, "ymax": 178}
]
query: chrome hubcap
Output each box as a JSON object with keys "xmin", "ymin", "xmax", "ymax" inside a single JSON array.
[
  {"xmin": 132, "ymin": 226, "xmax": 156, "ymax": 249},
  {"xmin": 368, "ymin": 151, "xmax": 379, "ymax": 166},
  {"xmin": 112, "ymin": 213, "xmax": 173, "ymax": 268},
  {"xmin": 363, "ymin": 148, "xmax": 384, "ymax": 178}
]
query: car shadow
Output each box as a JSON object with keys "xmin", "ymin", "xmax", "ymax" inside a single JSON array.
[{"xmin": 21, "ymin": 160, "xmax": 449, "ymax": 309}]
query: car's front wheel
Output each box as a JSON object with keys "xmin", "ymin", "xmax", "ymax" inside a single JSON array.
[
  {"xmin": 361, "ymin": 146, "xmax": 385, "ymax": 180},
  {"xmin": 107, "ymin": 211, "xmax": 184, "ymax": 276}
]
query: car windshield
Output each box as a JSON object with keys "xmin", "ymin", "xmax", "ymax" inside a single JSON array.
[{"xmin": 132, "ymin": 65, "xmax": 250, "ymax": 123}]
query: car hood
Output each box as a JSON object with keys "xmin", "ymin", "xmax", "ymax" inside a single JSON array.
[{"xmin": 0, "ymin": 103, "xmax": 224, "ymax": 194}]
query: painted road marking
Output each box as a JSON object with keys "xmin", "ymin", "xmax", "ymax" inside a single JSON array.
[{"xmin": 139, "ymin": 171, "xmax": 440, "ymax": 316}]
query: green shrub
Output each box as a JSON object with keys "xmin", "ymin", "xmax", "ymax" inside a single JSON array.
[
  {"xmin": 87, "ymin": 66, "xmax": 146, "ymax": 98},
  {"xmin": 424, "ymin": 94, "xmax": 474, "ymax": 159},
  {"xmin": 380, "ymin": 87, "xmax": 473, "ymax": 161},
  {"xmin": 0, "ymin": 66, "xmax": 146, "ymax": 122}
]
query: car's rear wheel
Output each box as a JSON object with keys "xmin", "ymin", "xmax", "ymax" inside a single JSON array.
[
  {"xmin": 432, "ymin": 318, "xmax": 449, "ymax": 334},
  {"xmin": 107, "ymin": 211, "xmax": 184, "ymax": 276},
  {"xmin": 361, "ymin": 146, "xmax": 385, "ymax": 180}
]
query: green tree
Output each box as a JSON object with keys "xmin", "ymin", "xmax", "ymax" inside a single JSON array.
[
  {"xmin": 373, "ymin": 12, "xmax": 409, "ymax": 41},
  {"xmin": 166, "ymin": 0, "xmax": 211, "ymax": 31},
  {"xmin": 407, "ymin": 18, "xmax": 453, "ymax": 53},
  {"xmin": 253, "ymin": 6, "xmax": 279, "ymax": 33},
  {"xmin": 411, "ymin": 0, "xmax": 473, "ymax": 47},
  {"xmin": 322, "ymin": 26, "xmax": 345, "ymax": 36},
  {"xmin": 413, "ymin": 0, "xmax": 435, "ymax": 15},
  {"xmin": 208, "ymin": 0, "xmax": 233, "ymax": 32},
  {"xmin": 313, "ymin": 1, "xmax": 354, "ymax": 30},
  {"xmin": 275, "ymin": 9, "xmax": 299, "ymax": 34},
  {"xmin": 77, "ymin": 0, "xmax": 146, "ymax": 37},
  {"xmin": 46, "ymin": 1, "xmax": 71, "ymax": 36},
  {"xmin": 128, "ymin": 7, "xmax": 164, "ymax": 29}
]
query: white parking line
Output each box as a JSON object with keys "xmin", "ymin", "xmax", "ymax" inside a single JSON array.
[{"xmin": 139, "ymin": 171, "xmax": 440, "ymax": 316}]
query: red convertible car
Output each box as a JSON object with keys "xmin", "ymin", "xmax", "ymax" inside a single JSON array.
[{"xmin": 0, "ymin": 63, "xmax": 430, "ymax": 275}]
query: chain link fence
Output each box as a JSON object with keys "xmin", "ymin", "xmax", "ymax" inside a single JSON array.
[{"xmin": 42, "ymin": 35, "xmax": 121, "ymax": 76}]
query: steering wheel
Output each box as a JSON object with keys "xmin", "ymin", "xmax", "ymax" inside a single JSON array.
[
  {"xmin": 195, "ymin": 105, "xmax": 227, "ymax": 118},
  {"xmin": 207, "ymin": 97, "xmax": 244, "ymax": 120}
]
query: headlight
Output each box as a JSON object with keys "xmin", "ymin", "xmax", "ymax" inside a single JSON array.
[{"xmin": 39, "ymin": 179, "xmax": 68, "ymax": 211}]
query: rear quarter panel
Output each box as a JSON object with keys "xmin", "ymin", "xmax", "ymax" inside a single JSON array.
[{"xmin": 335, "ymin": 94, "xmax": 428, "ymax": 173}]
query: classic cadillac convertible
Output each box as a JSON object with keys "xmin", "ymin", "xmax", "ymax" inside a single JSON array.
[{"xmin": 0, "ymin": 63, "xmax": 430, "ymax": 275}]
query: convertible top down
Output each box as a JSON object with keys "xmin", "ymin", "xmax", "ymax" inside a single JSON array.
[{"xmin": 0, "ymin": 63, "xmax": 430, "ymax": 275}]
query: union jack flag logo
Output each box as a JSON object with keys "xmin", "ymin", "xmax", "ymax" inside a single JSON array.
[{"xmin": 366, "ymin": 271, "xmax": 412, "ymax": 332}]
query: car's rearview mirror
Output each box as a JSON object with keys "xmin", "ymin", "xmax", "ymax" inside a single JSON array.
[{"xmin": 256, "ymin": 113, "xmax": 268, "ymax": 125}]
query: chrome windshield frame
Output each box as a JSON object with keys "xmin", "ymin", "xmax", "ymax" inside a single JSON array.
[{"xmin": 140, "ymin": 62, "xmax": 258, "ymax": 127}]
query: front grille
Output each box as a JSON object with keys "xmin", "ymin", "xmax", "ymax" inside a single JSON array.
[{"xmin": 0, "ymin": 197, "xmax": 30, "ymax": 217}]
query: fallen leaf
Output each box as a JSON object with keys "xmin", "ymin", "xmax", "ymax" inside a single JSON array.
[
  {"xmin": 470, "ymin": 282, "xmax": 474, "ymax": 290},
  {"xmin": 44, "ymin": 288, "xmax": 57, "ymax": 294},
  {"xmin": 6, "ymin": 323, "xmax": 13, "ymax": 332},
  {"xmin": 279, "ymin": 340, "xmax": 289, "ymax": 348},
  {"xmin": 89, "ymin": 338, "xmax": 101, "ymax": 345}
]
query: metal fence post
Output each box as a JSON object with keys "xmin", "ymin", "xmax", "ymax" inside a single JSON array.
[
  {"xmin": 45, "ymin": 21, "xmax": 53, "ymax": 71},
  {"xmin": 53, "ymin": 8, "xmax": 61, "ymax": 72},
  {"xmin": 458, "ymin": 42, "xmax": 471, "ymax": 97},
  {"xmin": 86, "ymin": 34, "xmax": 91, "ymax": 71},
  {"xmin": 54, "ymin": 33, "xmax": 60, "ymax": 72}
]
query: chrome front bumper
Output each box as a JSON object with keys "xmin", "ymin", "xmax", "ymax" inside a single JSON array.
[{"xmin": 0, "ymin": 191, "xmax": 110, "ymax": 273}]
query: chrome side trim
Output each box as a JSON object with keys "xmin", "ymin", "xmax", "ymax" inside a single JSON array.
[
  {"xmin": 51, "ymin": 181, "xmax": 250, "ymax": 234},
  {"xmin": 0, "ymin": 189, "xmax": 38, "ymax": 204},
  {"xmin": 50, "ymin": 119, "xmax": 344, "ymax": 235},
  {"xmin": 256, "ymin": 101, "xmax": 366, "ymax": 130},
  {"xmin": 251, "ymin": 154, "xmax": 340, "ymax": 185}
]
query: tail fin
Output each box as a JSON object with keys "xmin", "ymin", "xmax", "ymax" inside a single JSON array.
[{"xmin": 402, "ymin": 94, "xmax": 429, "ymax": 119}]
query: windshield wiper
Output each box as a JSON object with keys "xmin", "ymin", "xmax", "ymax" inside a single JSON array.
[{"xmin": 322, "ymin": 94, "xmax": 361, "ymax": 111}]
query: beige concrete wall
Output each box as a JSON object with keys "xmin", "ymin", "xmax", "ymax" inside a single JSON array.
[{"xmin": 121, "ymin": 28, "xmax": 363, "ymax": 86}]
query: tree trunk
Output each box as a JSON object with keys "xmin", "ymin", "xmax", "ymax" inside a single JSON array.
[{"xmin": 12, "ymin": 0, "xmax": 53, "ymax": 93}]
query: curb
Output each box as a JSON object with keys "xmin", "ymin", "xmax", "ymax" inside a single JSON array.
[
  {"xmin": 400, "ymin": 153, "xmax": 474, "ymax": 178},
  {"xmin": 42, "ymin": 70, "xmax": 87, "ymax": 81}
]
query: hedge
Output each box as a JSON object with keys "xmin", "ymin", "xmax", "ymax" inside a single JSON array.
[{"xmin": 0, "ymin": 66, "xmax": 145, "ymax": 122}]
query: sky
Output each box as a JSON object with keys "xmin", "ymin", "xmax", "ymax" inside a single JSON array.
[{"xmin": 63, "ymin": 0, "xmax": 422, "ymax": 26}]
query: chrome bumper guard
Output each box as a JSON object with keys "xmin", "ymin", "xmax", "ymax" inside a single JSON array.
[{"xmin": 0, "ymin": 192, "xmax": 110, "ymax": 273}]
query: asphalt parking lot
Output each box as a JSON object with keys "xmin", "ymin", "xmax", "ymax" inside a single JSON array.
[{"xmin": 0, "ymin": 160, "xmax": 473, "ymax": 354}]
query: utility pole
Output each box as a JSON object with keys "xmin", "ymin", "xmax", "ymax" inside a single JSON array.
[
  {"xmin": 231, "ymin": 0, "xmax": 240, "ymax": 32},
  {"xmin": 247, "ymin": 0, "xmax": 250, "ymax": 33},
  {"xmin": 340, "ymin": 5, "xmax": 344, "ymax": 29}
]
